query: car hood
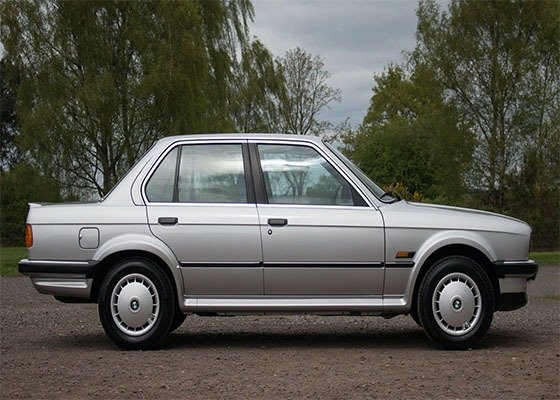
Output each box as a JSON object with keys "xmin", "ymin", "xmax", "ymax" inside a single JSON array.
[{"xmin": 380, "ymin": 200, "xmax": 531, "ymax": 236}]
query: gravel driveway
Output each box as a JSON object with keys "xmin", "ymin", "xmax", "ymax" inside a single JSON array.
[{"xmin": 1, "ymin": 266, "xmax": 558, "ymax": 399}]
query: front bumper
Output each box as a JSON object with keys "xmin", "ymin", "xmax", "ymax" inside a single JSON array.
[
  {"xmin": 492, "ymin": 259, "xmax": 538, "ymax": 279},
  {"xmin": 492, "ymin": 260, "xmax": 538, "ymax": 311},
  {"xmin": 18, "ymin": 259, "xmax": 97, "ymax": 299}
]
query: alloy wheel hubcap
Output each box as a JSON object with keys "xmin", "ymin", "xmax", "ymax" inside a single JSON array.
[
  {"xmin": 111, "ymin": 273, "xmax": 160, "ymax": 336},
  {"xmin": 432, "ymin": 272, "xmax": 481, "ymax": 336}
]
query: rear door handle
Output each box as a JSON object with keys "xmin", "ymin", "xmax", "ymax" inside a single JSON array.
[
  {"xmin": 268, "ymin": 218, "xmax": 288, "ymax": 227},
  {"xmin": 158, "ymin": 217, "xmax": 178, "ymax": 226}
]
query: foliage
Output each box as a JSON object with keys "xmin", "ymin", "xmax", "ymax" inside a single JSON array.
[
  {"xmin": 344, "ymin": 64, "xmax": 472, "ymax": 203},
  {"xmin": 231, "ymin": 39, "xmax": 282, "ymax": 133},
  {"xmin": 0, "ymin": 163, "xmax": 67, "ymax": 246},
  {"xmin": 414, "ymin": 0, "xmax": 560, "ymax": 212},
  {"xmin": 0, "ymin": 0, "xmax": 254, "ymax": 197},
  {"xmin": 0, "ymin": 58, "xmax": 21, "ymax": 174},
  {"xmin": 345, "ymin": 0, "xmax": 559, "ymax": 249},
  {"xmin": 275, "ymin": 47, "xmax": 341, "ymax": 135}
]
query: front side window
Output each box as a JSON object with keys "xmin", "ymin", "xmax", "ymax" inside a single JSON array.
[
  {"xmin": 258, "ymin": 144, "xmax": 357, "ymax": 206},
  {"xmin": 145, "ymin": 144, "xmax": 247, "ymax": 203}
]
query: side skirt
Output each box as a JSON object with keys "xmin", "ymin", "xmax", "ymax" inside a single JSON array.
[{"xmin": 180, "ymin": 296, "xmax": 409, "ymax": 315}]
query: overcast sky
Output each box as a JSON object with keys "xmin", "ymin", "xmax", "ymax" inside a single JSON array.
[{"xmin": 250, "ymin": 0, "xmax": 421, "ymax": 127}]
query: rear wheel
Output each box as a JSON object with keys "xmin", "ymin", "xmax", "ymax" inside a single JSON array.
[
  {"xmin": 98, "ymin": 258, "xmax": 174, "ymax": 350},
  {"xmin": 417, "ymin": 256, "xmax": 494, "ymax": 350}
]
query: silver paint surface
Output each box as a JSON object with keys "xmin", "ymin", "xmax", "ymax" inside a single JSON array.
[{"xmin": 20, "ymin": 134, "xmax": 535, "ymax": 314}]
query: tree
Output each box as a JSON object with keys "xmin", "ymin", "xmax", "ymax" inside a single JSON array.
[
  {"xmin": 0, "ymin": 0, "xmax": 254, "ymax": 197},
  {"xmin": 0, "ymin": 57, "xmax": 21, "ymax": 174},
  {"xmin": 414, "ymin": 0, "xmax": 560, "ymax": 211},
  {"xmin": 344, "ymin": 64, "xmax": 472, "ymax": 202},
  {"xmin": 275, "ymin": 47, "xmax": 341, "ymax": 135},
  {"xmin": 0, "ymin": 163, "xmax": 66, "ymax": 246},
  {"xmin": 231, "ymin": 39, "xmax": 282, "ymax": 133}
]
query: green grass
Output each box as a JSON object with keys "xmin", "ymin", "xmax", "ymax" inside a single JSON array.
[
  {"xmin": 0, "ymin": 247, "xmax": 27, "ymax": 276},
  {"xmin": 530, "ymin": 251, "xmax": 560, "ymax": 266},
  {"xmin": 0, "ymin": 247, "xmax": 558, "ymax": 277}
]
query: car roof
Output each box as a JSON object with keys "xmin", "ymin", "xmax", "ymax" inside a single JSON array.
[{"xmin": 155, "ymin": 133, "xmax": 324, "ymax": 145}]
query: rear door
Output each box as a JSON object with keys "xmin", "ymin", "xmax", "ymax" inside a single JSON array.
[
  {"xmin": 251, "ymin": 141, "xmax": 385, "ymax": 295},
  {"xmin": 144, "ymin": 140, "xmax": 263, "ymax": 295}
]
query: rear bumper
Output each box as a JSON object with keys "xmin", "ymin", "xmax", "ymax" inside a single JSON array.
[
  {"xmin": 18, "ymin": 259, "xmax": 98, "ymax": 277},
  {"xmin": 18, "ymin": 259, "xmax": 96, "ymax": 299},
  {"xmin": 492, "ymin": 260, "xmax": 538, "ymax": 312}
]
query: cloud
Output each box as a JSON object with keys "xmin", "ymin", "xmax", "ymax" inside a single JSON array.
[{"xmin": 250, "ymin": 0, "xmax": 420, "ymax": 126}]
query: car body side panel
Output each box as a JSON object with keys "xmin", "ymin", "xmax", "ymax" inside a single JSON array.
[
  {"xmin": 146, "ymin": 203, "xmax": 263, "ymax": 295},
  {"xmin": 27, "ymin": 204, "xmax": 149, "ymax": 261},
  {"xmin": 258, "ymin": 205, "xmax": 385, "ymax": 295}
]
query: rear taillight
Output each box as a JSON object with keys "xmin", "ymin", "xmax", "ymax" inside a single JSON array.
[{"xmin": 25, "ymin": 224, "xmax": 33, "ymax": 248}]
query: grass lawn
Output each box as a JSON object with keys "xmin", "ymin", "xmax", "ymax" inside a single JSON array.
[
  {"xmin": 0, "ymin": 247, "xmax": 27, "ymax": 276},
  {"xmin": 530, "ymin": 251, "xmax": 560, "ymax": 266},
  {"xmin": 0, "ymin": 247, "xmax": 558, "ymax": 277}
]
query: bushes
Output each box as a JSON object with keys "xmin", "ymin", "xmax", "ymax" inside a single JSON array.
[{"xmin": 0, "ymin": 163, "xmax": 63, "ymax": 246}]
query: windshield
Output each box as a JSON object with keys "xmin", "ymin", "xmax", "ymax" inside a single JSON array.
[{"xmin": 324, "ymin": 141, "xmax": 393, "ymax": 202}]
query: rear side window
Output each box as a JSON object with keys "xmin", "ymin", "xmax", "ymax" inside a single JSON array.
[
  {"xmin": 177, "ymin": 144, "xmax": 247, "ymax": 203},
  {"xmin": 145, "ymin": 147, "xmax": 178, "ymax": 202},
  {"xmin": 145, "ymin": 144, "xmax": 247, "ymax": 203}
]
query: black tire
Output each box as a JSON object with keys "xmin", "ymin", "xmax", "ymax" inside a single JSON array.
[
  {"xmin": 410, "ymin": 307, "xmax": 422, "ymax": 328},
  {"xmin": 417, "ymin": 256, "xmax": 494, "ymax": 350},
  {"xmin": 169, "ymin": 310, "xmax": 187, "ymax": 333},
  {"xmin": 98, "ymin": 258, "xmax": 175, "ymax": 350}
]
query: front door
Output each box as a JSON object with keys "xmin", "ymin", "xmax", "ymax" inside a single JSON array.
[
  {"xmin": 253, "ymin": 142, "xmax": 385, "ymax": 295},
  {"xmin": 145, "ymin": 141, "xmax": 263, "ymax": 295}
]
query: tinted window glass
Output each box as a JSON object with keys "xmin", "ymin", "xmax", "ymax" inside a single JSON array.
[
  {"xmin": 178, "ymin": 144, "xmax": 247, "ymax": 203},
  {"xmin": 145, "ymin": 147, "xmax": 178, "ymax": 202},
  {"xmin": 258, "ymin": 144, "xmax": 354, "ymax": 206}
]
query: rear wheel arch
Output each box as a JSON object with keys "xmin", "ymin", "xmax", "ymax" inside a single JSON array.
[{"xmin": 91, "ymin": 250, "xmax": 180, "ymax": 305}]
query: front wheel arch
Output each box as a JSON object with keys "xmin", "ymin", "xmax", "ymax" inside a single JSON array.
[
  {"xmin": 410, "ymin": 244, "xmax": 500, "ymax": 315},
  {"xmin": 417, "ymin": 255, "xmax": 495, "ymax": 349}
]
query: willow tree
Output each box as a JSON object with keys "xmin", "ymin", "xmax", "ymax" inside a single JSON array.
[
  {"xmin": 0, "ymin": 0, "xmax": 254, "ymax": 196},
  {"xmin": 231, "ymin": 39, "xmax": 282, "ymax": 133}
]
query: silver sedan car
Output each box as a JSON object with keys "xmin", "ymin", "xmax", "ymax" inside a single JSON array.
[{"xmin": 19, "ymin": 134, "xmax": 538, "ymax": 350}]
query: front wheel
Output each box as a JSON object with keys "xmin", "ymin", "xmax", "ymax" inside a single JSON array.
[
  {"xmin": 417, "ymin": 256, "xmax": 494, "ymax": 350},
  {"xmin": 98, "ymin": 258, "xmax": 175, "ymax": 350},
  {"xmin": 169, "ymin": 310, "xmax": 187, "ymax": 333}
]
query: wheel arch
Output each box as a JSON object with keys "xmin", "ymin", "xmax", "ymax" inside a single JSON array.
[
  {"xmin": 406, "ymin": 235, "xmax": 501, "ymax": 313},
  {"xmin": 91, "ymin": 235, "xmax": 183, "ymax": 307}
]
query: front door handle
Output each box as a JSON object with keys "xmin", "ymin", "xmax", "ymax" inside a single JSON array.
[
  {"xmin": 268, "ymin": 218, "xmax": 288, "ymax": 227},
  {"xmin": 158, "ymin": 217, "xmax": 178, "ymax": 226}
]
